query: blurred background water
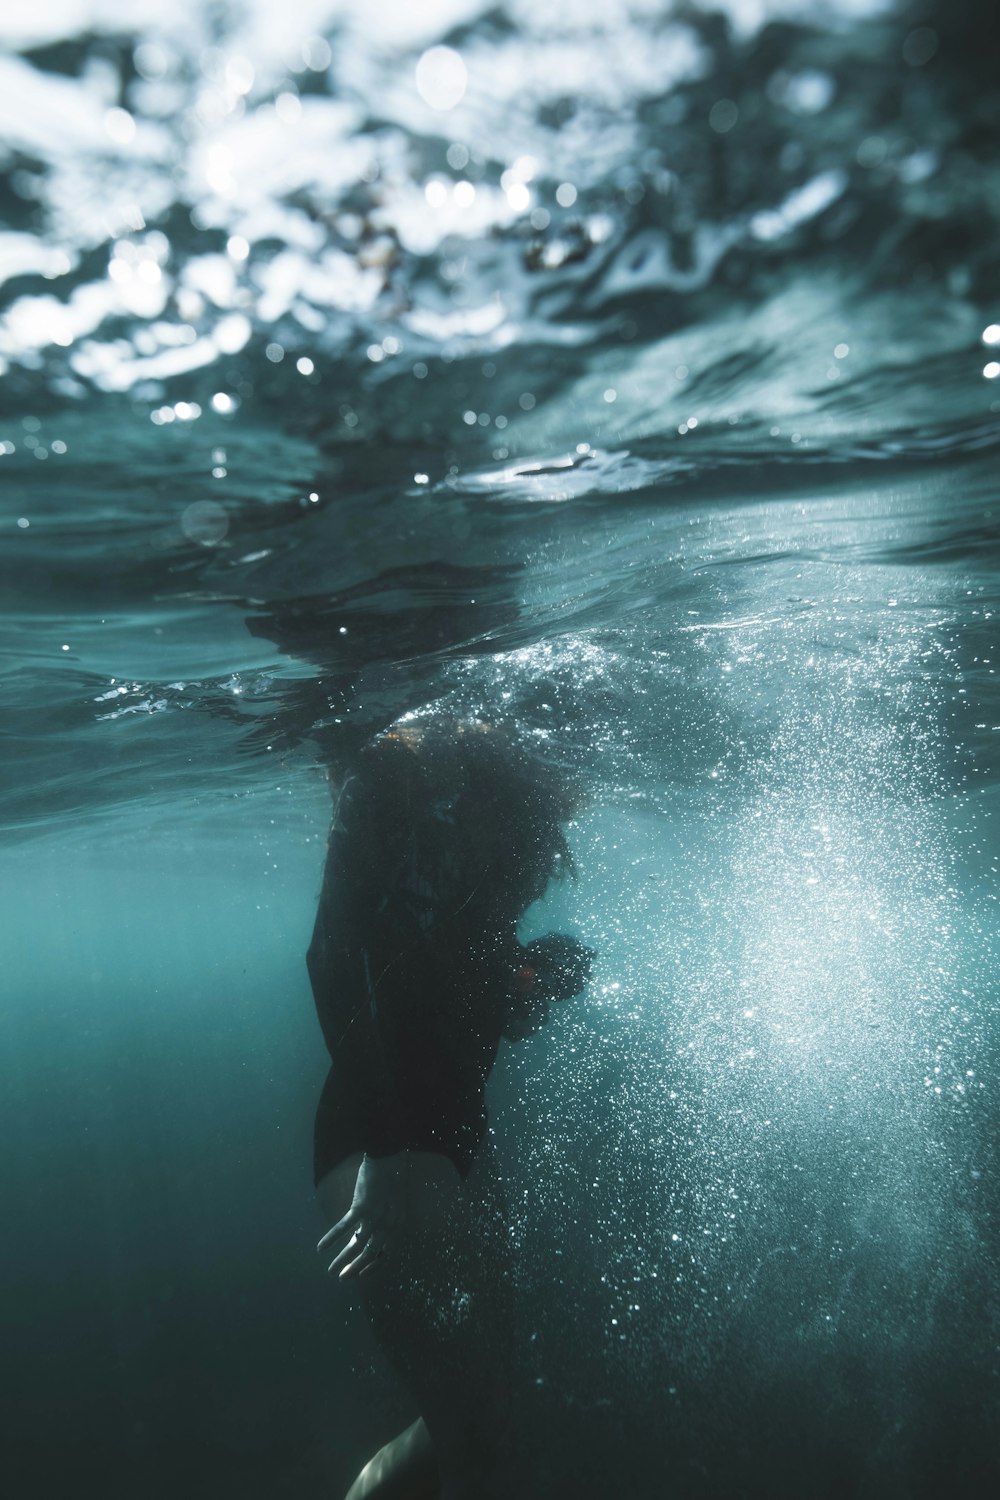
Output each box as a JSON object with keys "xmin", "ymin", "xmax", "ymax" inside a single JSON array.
[{"xmin": 1, "ymin": 0, "xmax": 998, "ymax": 1495}]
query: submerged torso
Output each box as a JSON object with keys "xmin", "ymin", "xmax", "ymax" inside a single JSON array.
[{"xmin": 308, "ymin": 757, "xmax": 524, "ymax": 1182}]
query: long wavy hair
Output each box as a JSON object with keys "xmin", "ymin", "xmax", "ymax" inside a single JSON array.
[{"xmin": 339, "ymin": 715, "xmax": 580, "ymax": 919}]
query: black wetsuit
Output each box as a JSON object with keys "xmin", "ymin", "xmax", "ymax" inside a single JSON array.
[{"xmin": 308, "ymin": 770, "xmax": 529, "ymax": 1185}]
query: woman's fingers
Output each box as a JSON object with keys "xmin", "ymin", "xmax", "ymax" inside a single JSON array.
[
  {"xmin": 336, "ymin": 1228, "xmax": 386, "ymax": 1281},
  {"xmin": 350, "ymin": 1232, "xmax": 386, "ymax": 1280},
  {"xmin": 357, "ymin": 1249, "xmax": 385, "ymax": 1279},
  {"xmin": 328, "ymin": 1227, "xmax": 364, "ymax": 1275},
  {"xmin": 327, "ymin": 1223, "xmax": 386, "ymax": 1276},
  {"xmin": 317, "ymin": 1207, "xmax": 358, "ymax": 1252}
]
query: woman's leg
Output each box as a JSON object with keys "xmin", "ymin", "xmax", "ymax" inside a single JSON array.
[
  {"xmin": 318, "ymin": 1157, "xmax": 442, "ymax": 1500},
  {"xmin": 357, "ymin": 1145, "xmax": 517, "ymax": 1500},
  {"xmin": 343, "ymin": 1419, "xmax": 438, "ymax": 1500}
]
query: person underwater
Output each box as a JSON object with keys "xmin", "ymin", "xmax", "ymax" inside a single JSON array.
[{"xmin": 308, "ymin": 715, "xmax": 594, "ymax": 1499}]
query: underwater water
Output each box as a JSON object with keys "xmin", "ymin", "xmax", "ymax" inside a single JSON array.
[{"xmin": 2, "ymin": 0, "xmax": 999, "ymax": 1495}]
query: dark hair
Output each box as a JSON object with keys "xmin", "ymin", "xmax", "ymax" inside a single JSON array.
[{"xmin": 346, "ymin": 715, "xmax": 580, "ymax": 914}]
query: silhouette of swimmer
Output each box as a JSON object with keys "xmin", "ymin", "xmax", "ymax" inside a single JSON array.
[{"xmin": 309, "ymin": 716, "xmax": 593, "ymax": 1500}]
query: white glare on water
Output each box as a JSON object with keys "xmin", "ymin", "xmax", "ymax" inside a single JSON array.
[{"xmin": 415, "ymin": 46, "xmax": 468, "ymax": 111}]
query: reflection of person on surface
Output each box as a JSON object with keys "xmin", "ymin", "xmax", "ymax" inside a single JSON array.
[{"xmin": 308, "ymin": 716, "xmax": 593, "ymax": 1500}]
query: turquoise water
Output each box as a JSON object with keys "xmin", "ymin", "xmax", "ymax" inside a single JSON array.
[{"xmin": 2, "ymin": 1, "xmax": 999, "ymax": 1495}]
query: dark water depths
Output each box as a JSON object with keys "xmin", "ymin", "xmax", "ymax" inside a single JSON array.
[{"xmin": 2, "ymin": 1, "xmax": 999, "ymax": 1495}]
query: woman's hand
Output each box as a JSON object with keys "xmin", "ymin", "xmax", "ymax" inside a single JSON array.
[
  {"xmin": 317, "ymin": 1151, "xmax": 461, "ymax": 1281},
  {"xmin": 318, "ymin": 1153, "xmax": 408, "ymax": 1281},
  {"xmin": 526, "ymin": 932, "xmax": 595, "ymax": 1002}
]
